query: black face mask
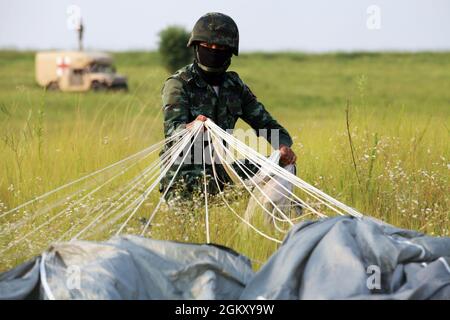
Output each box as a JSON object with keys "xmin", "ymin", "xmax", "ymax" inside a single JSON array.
[
  {"xmin": 195, "ymin": 45, "xmax": 232, "ymax": 73},
  {"xmin": 194, "ymin": 61, "xmax": 225, "ymax": 86}
]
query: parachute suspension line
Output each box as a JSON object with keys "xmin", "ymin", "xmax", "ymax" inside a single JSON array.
[
  {"xmin": 0, "ymin": 128, "xmax": 189, "ymax": 219},
  {"xmin": 206, "ymin": 130, "xmax": 282, "ymax": 244},
  {"xmin": 83, "ymin": 130, "xmax": 199, "ymax": 239},
  {"xmin": 123, "ymin": 121, "xmax": 203, "ymax": 237},
  {"xmin": 208, "ymin": 128, "xmax": 294, "ymax": 227},
  {"xmin": 205, "ymin": 120, "xmax": 363, "ymax": 219},
  {"xmin": 88, "ymin": 140, "xmax": 191, "ymax": 240},
  {"xmin": 0, "ymin": 151, "xmax": 147, "ymax": 255},
  {"xmin": 68, "ymin": 131, "xmax": 193, "ymax": 241},
  {"xmin": 224, "ymin": 144, "xmax": 320, "ymax": 221},
  {"xmin": 54, "ymin": 142, "xmax": 181, "ymax": 241},
  {"xmin": 202, "ymin": 130, "xmax": 210, "ymax": 244},
  {"xmin": 228, "ymin": 150, "xmax": 322, "ymax": 222},
  {"xmin": 210, "ymin": 133, "xmax": 290, "ymax": 225},
  {"xmin": 208, "ymin": 129, "xmax": 302, "ymax": 226},
  {"xmin": 208, "ymin": 132, "xmax": 289, "ymax": 224},
  {"xmin": 5, "ymin": 134, "xmax": 181, "ymax": 243},
  {"xmin": 139, "ymin": 121, "xmax": 204, "ymax": 236},
  {"xmin": 1, "ymin": 127, "xmax": 193, "ymax": 252},
  {"xmin": 215, "ymin": 132, "xmax": 326, "ymax": 220},
  {"xmin": 39, "ymin": 252, "xmax": 55, "ymax": 300},
  {"xmin": 0, "ymin": 187, "xmax": 85, "ymax": 235},
  {"xmin": 207, "ymin": 121, "xmax": 338, "ymax": 216},
  {"xmin": 65, "ymin": 151, "xmax": 167, "ymax": 241},
  {"xmin": 1, "ymin": 117, "xmax": 367, "ymax": 259},
  {"xmin": 210, "ymin": 132, "xmax": 294, "ymax": 230},
  {"xmin": 139, "ymin": 121, "xmax": 205, "ymax": 236},
  {"xmin": 233, "ymin": 141, "xmax": 343, "ymax": 217},
  {"xmin": 207, "ymin": 122, "xmax": 332, "ymax": 218},
  {"xmin": 116, "ymin": 125, "xmax": 196, "ymax": 236}
]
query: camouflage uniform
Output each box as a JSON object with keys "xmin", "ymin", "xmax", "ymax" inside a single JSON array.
[
  {"xmin": 159, "ymin": 12, "xmax": 293, "ymax": 200},
  {"xmin": 160, "ymin": 63, "xmax": 293, "ymax": 199}
]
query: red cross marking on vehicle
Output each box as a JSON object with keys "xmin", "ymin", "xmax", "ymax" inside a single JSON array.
[{"xmin": 56, "ymin": 56, "xmax": 71, "ymax": 77}]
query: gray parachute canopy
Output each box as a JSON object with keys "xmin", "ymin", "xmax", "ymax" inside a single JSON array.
[{"xmin": 1, "ymin": 216, "xmax": 449, "ymax": 300}]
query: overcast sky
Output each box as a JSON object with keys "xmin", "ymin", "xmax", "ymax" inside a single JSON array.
[{"xmin": 1, "ymin": 0, "xmax": 449, "ymax": 52}]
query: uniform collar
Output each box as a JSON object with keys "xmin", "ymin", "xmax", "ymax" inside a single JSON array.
[{"xmin": 189, "ymin": 63, "xmax": 207, "ymax": 88}]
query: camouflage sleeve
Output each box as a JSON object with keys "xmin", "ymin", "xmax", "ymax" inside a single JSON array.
[
  {"xmin": 161, "ymin": 78, "xmax": 190, "ymax": 138},
  {"xmin": 240, "ymin": 84, "xmax": 293, "ymax": 148}
]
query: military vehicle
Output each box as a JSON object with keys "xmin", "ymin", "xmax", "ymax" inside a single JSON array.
[{"xmin": 35, "ymin": 51, "xmax": 128, "ymax": 92}]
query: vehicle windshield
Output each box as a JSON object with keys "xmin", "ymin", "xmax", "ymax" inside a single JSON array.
[{"xmin": 89, "ymin": 63, "xmax": 115, "ymax": 73}]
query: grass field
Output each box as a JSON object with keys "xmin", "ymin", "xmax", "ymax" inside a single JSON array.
[{"xmin": 0, "ymin": 51, "xmax": 449, "ymax": 271}]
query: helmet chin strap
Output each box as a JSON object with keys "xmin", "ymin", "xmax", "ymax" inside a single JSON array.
[{"xmin": 195, "ymin": 46, "xmax": 231, "ymax": 74}]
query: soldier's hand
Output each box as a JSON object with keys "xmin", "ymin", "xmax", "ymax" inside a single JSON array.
[
  {"xmin": 279, "ymin": 144, "xmax": 297, "ymax": 166},
  {"xmin": 186, "ymin": 115, "xmax": 208, "ymax": 130}
]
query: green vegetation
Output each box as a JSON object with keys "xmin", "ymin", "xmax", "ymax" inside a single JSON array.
[
  {"xmin": 0, "ymin": 50, "xmax": 449, "ymax": 271},
  {"xmin": 158, "ymin": 26, "xmax": 193, "ymax": 72}
]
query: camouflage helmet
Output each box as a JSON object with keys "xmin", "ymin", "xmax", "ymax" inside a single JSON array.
[{"xmin": 187, "ymin": 12, "xmax": 239, "ymax": 56}]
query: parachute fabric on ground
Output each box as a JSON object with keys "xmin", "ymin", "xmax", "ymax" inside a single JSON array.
[
  {"xmin": 1, "ymin": 217, "xmax": 449, "ymax": 300},
  {"xmin": 0, "ymin": 236, "xmax": 254, "ymax": 300},
  {"xmin": 240, "ymin": 216, "xmax": 450, "ymax": 300}
]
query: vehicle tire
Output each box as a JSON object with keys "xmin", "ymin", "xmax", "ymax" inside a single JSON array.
[
  {"xmin": 119, "ymin": 84, "xmax": 129, "ymax": 92},
  {"xmin": 91, "ymin": 81, "xmax": 107, "ymax": 91},
  {"xmin": 46, "ymin": 81, "xmax": 59, "ymax": 91}
]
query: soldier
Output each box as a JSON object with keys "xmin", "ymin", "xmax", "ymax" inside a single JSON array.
[{"xmin": 160, "ymin": 12, "xmax": 296, "ymax": 201}]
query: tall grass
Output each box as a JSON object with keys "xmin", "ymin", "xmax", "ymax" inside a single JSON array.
[{"xmin": 0, "ymin": 51, "xmax": 448, "ymax": 271}]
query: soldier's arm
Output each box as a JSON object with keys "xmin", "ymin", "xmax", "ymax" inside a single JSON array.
[
  {"xmin": 240, "ymin": 84, "xmax": 293, "ymax": 148},
  {"xmin": 161, "ymin": 78, "xmax": 190, "ymax": 138}
]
